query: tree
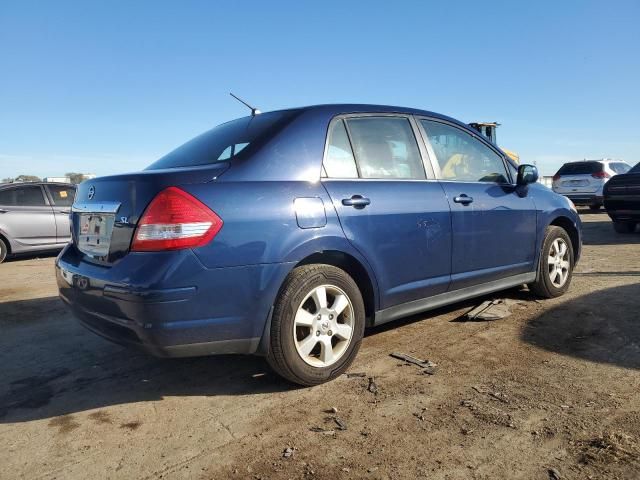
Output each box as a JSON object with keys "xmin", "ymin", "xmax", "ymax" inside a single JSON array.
[
  {"xmin": 14, "ymin": 175, "xmax": 41, "ymax": 182},
  {"xmin": 65, "ymin": 172, "xmax": 86, "ymax": 184}
]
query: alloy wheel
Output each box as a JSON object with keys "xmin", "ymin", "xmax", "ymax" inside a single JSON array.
[
  {"xmin": 293, "ymin": 284, "xmax": 355, "ymax": 367},
  {"xmin": 548, "ymin": 238, "xmax": 570, "ymax": 288}
]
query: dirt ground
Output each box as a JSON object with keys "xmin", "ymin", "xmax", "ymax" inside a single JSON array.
[{"xmin": 1, "ymin": 211, "xmax": 639, "ymax": 480}]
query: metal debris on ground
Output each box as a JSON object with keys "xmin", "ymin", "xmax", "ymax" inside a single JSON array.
[
  {"xmin": 325, "ymin": 407, "xmax": 338, "ymax": 414},
  {"xmin": 309, "ymin": 427, "xmax": 335, "ymax": 435},
  {"xmin": 548, "ymin": 467, "xmax": 561, "ymax": 479},
  {"xmin": 367, "ymin": 377, "xmax": 379, "ymax": 395},
  {"xmin": 464, "ymin": 298, "xmax": 521, "ymax": 321},
  {"xmin": 488, "ymin": 391, "xmax": 509, "ymax": 403},
  {"xmin": 346, "ymin": 372, "xmax": 366, "ymax": 378},
  {"xmin": 333, "ymin": 417, "xmax": 347, "ymax": 430},
  {"xmin": 390, "ymin": 352, "xmax": 438, "ymax": 375},
  {"xmin": 282, "ymin": 447, "xmax": 294, "ymax": 458}
]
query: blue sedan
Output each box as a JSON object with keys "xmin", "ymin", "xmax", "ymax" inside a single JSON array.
[{"xmin": 56, "ymin": 104, "xmax": 581, "ymax": 385}]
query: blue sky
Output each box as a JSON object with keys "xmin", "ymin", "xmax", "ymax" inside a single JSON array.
[{"xmin": 1, "ymin": 0, "xmax": 639, "ymax": 177}]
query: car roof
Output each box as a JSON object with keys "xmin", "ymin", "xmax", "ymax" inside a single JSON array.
[
  {"xmin": 562, "ymin": 159, "xmax": 627, "ymax": 165},
  {"xmin": 277, "ymin": 103, "xmax": 469, "ymax": 128}
]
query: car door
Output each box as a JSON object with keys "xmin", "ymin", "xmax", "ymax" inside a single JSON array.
[
  {"xmin": 321, "ymin": 115, "xmax": 452, "ymax": 310},
  {"xmin": 44, "ymin": 184, "xmax": 76, "ymax": 244},
  {"xmin": 0, "ymin": 184, "xmax": 57, "ymax": 250},
  {"xmin": 418, "ymin": 118, "xmax": 537, "ymax": 290}
]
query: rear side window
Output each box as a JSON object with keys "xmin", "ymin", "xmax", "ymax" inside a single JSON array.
[
  {"xmin": 421, "ymin": 120, "xmax": 509, "ymax": 183},
  {"xmin": 324, "ymin": 120, "xmax": 358, "ymax": 178},
  {"xmin": 146, "ymin": 110, "xmax": 299, "ymax": 170},
  {"xmin": 609, "ymin": 162, "xmax": 630, "ymax": 174},
  {"xmin": 47, "ymin": 185, "xmax": 76, "ymax": 206},
  {"xmin": 556, "ymin": 162, "xmax": 602, "ymax": 175},
  {"xmin": 0, "ymin": 186, "xmax": 46, "ymax": 206},
  {"xmin": 343, "ymin": 117, "xmax": 425, "ymax": 179}
]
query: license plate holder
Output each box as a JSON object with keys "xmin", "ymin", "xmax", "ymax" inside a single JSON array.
[{"xmin": 78, "ymin": 213, "xmax": 115, "ymax": 257}]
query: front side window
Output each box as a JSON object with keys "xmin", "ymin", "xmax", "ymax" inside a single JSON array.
[
  {"xmin": 609, "ymin": 162, "xmax": 631, "ymax": 174},
  {"xmin": 0, "ymin": 186, "xmax": 46, "ymax": 206},
  {"xmin": 345, "ymin": 117, "xmax": 425, "ymax": 179},
  {"xmin": 421, "ymin": 120, "xmax": 509, "ymax": 183},
  {"xmin": 47, "ymin": 185, "xmax": 76, "ymax": 206}
]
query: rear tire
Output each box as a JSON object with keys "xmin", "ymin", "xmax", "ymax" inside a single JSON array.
[
  {"xmin": 0, "ymin": 238, "xmax": 7, "ymax": 263},
  {"xmin": 529, "ymin": 226, "xmax": 574, "ymax": 299},
  {"xmin": 589, "ymin": 204, "xmax": 601, "ymax": 211},
  {"xmin": 613, "ymin": 221, "xmax": 636, "ymax": 233},
  {"xmin": 267, "ymin": 264, "xmax": 365, "ymax": 386}
]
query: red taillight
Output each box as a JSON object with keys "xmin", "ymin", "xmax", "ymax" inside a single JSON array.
[
  {"xmin": 591, "ymin": 171, "xmax": 610, "ymax": 179},
  {"xmin": 131, "ymin": 187, "xmax": 223, "ymax": 252},
  {"xmin": 553, "ymin": 174, "xmax": 561, "ymax": 181}
]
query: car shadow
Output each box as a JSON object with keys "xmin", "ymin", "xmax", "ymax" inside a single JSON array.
[
  {"xmin": 0, "ymin": 296, "xmax": 295, "ymax": 424},
  {"xmin": 580, "ymin": 219, "xmax": 640, "ymax": 245},
  {"xmin": 577, "ymin": 207, "xmax": 608, "ymax": 215},
  {"xmin": 521, "ymin": 283, "xmax": 640, "ymax": 370},
  {"xmin": 366, "ymin": 286, "xmax": 534, "ymax": 335},
  {"xmin": 4, "ymin": 250, "xmax": 60, "ymax": 262}
]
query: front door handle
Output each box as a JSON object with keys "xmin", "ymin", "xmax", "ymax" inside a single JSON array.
[
  {"xmin": 453, "ymin": 194, "xmax": 474, "ymax": 205},
  {"xmin": 56, "ymin": 210, "xmax": 71, "ymax": 215},
  {"xmin": 342, "ymin": 195, "xmax": 371, "ymax": 209}
]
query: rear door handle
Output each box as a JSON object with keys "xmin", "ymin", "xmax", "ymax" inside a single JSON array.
[
  {"xmin": 56, "ymin": 210, "xmax": 71, "ymax": 215},
  {"xmin": 341, "ymin": 195, "xmax": 371, "ymax": 209},
  {"xmin": 453, "ymin": 194, "xmax": 474, "ymax": 205}
]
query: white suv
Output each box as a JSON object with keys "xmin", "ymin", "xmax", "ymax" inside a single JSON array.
[{"xmin": 552, "ymin": 159, "xmax": 631, "ymax": 210}]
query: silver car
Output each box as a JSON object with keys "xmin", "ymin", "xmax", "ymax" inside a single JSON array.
[
  {"xmin": 552, "ymin": 159, "xmax": 631, "ymax": 210},
  {"xmin": 0, "ymin": 182, "xmax": 76, "ymax": 263}
]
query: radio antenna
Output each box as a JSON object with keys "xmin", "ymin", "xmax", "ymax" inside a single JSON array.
[{"xmin": 229, "ymin": 93, "xmax": 261, "ymax": 116}]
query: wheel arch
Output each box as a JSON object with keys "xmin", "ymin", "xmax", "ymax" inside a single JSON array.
[
  {"xmin": 548, "ymin": 215, "xmax": 580, "ymax": 263},
  {"xmin": 256, "ymin": 248, "xmax": 379, "ymax": 356},
  {"xmin": 0, "ymin": 230, "xmax": 11, "ymax": 254},
  {"xmin": 295, "ymin": 250, "xmax": 378, "ymax": 324}
]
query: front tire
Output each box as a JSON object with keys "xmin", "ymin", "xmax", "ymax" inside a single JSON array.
[
  {"xmin": 267, "ymin": 264, "xmax": 365, "ymax": 386},
  {"xmin": 0, "ymin": 238, "xmax": 7, "ymax": 263},
  {"xmin": 529, "ymin": 226, "xmax": 574, "ymax": 299},
  {"xmin": 613, "ymin": 221, "xmax": 636, "ymax": 233}
]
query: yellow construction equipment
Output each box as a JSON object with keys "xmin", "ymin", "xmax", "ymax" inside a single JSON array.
[{"xmin": 469, "ymin": 122, "xmax": 520, "ymax": 164}]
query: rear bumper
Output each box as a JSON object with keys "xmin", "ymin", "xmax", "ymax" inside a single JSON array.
[{"xmin": 56, "ymin": 244, "xmax": 293, "ymax": 357}]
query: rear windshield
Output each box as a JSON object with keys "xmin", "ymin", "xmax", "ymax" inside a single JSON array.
[
  {"xmin": 556, "ymin": 162, "xmax": 602, "ymax": 175},
  {"xmin": 146, "ymin": 110, "xmax": 299, "ymax": 170},
  {"xmin": 609, "ymin": 162, "xmax": 631, "ymax": 174}
]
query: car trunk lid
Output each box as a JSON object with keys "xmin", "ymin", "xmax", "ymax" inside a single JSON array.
[{"xmin": 72, "ymin": 164, "xmax": 228, "ymax": 264}]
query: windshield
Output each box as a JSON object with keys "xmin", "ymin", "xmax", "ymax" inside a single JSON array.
[{"xmin": 146, "ymin": 110, "xmax": 299, "ymax": 170}]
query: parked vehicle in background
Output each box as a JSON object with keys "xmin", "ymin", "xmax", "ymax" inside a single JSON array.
[
  {"xmin": 56, "ymin": 104, "xmax": 582, "ymax": 386},
  {"xmin": 552, "ymin": 159, "xmax": 631, "ymax": 210},
  {"xmin": 0, "ymin": 182, "xmax": 76, "ymax": 263},
  {"xmin": 603, "ymin": 162, "xmax": 640, "ymax": 233}
]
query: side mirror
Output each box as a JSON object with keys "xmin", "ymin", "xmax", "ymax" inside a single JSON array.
[{"xmin": 517, "ymin": 164, "xmax": 539, "ymax": 186}]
